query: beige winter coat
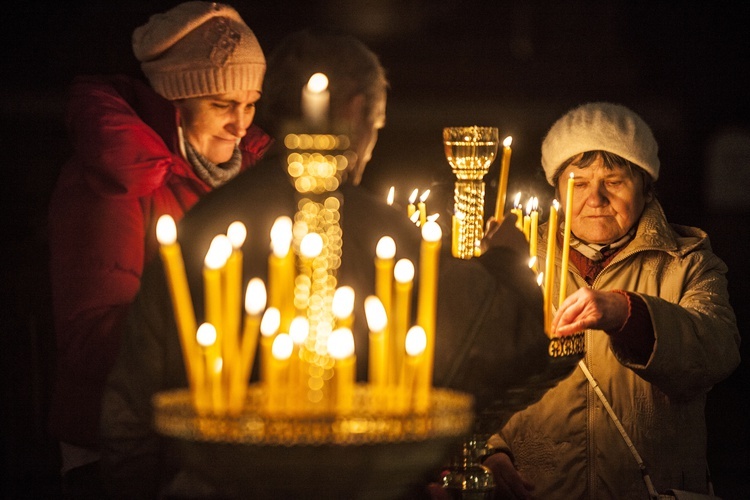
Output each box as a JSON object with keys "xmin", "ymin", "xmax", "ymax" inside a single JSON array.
[{"xmin": 490, "ymin": 199, "xmax": 740, "ymax": 499}]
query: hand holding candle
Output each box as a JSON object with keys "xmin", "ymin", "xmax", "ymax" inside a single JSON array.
[{"xmin": 493, "ymin": 136, "xmax": 513, "ymax": 220}]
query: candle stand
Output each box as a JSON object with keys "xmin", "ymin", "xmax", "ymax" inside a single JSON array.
[
  {"xmin": 443, "ymin": 126, "xmax": 499, "ymax": 259},
  {"xmin": 153, "ymin": 385, "xmax": 473, "ymax": 499}
]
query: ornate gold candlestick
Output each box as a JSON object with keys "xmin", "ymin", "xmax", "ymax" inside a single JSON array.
[{"xmin": 443, "ymin": 126, "xmax": 499, "ymax": 259}]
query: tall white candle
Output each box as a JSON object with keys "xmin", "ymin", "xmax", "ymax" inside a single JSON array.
[{"xmin": 301, "ymin": 72, "xmax": 330, "ymax": 128}]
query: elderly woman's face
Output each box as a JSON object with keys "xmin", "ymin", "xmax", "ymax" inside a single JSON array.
[
  {"xmin": 174, "ymin": 90, "xmax": 261, "ymax": 164},
  {"xmin": 558, "ymin": 156, "xmax": 650, "ymax": 245}
]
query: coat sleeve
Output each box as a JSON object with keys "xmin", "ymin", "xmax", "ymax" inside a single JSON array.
[{"xmin": 615, "ymin": 247, "xmax": 741, "ymax": 399}]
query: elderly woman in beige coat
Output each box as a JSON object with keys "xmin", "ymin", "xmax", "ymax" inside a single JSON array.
[{"xmin": 483, "ymin": 102, "xmax": 740, "ymax": 499}]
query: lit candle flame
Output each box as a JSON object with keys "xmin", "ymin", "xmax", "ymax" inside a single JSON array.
[
  {"xmin": 260, "ymin": 307, "xmax": 281, "ymax": 337},
  {"xmin": 299, "ymin": 232, "xmax": 324, "ymax": 258},
  {"xmin": 513, "ymin": 192, "xmax": 522, "ymax": 208},
  {"xmin": 306, "ymin": 72, "xmax": 329, "ymax": 93},
  {"xmin": 328, "ymin": 328, "xmax": 355, "ymax": 359},
  {"xmin": 387, "ymin": 186, "xmax": 395, "ymax": 206},
  {"xmin": 405, "ymin": 325, "xmax": 427, "ymax": 356},
  {"xmin": 271, "ymin": 333, "xmax": 293, "ymax": 360},
  {"xmin": 364, "ymin": 295, "xmax": 387, "ymax": 332},
  {"xmin": 421, "ymin": 220, "xmax": 442, "ymax": 242},
  {"xmin": 244, "ymin": 278, "xmax": 267, "ymax": 316},
  {"xmin": 156, "ymin": 214, "xmax": 177, "ymax": 245},
  {"xmin": 503, "ymin": 136, "xmax": 513, "ymax": 148},
  {"xmin": 394, "ymin": 259, "xmax": 415, "ymax": 283},
  {"xmin": 270, "ymin": 216, "xmax": 293, "ymax": 257},
  {"xmin": 332, "ymin": 286, "xmax": 355, "ymax": 321},
  {"xmin": 289, "ymin": 316, "xmax": 309, "ymax": 345},
  {"xmin": 376, "ymin": 236, "xmax": 396, "ymax": 259},
  {"xmin": 419, "ymin": 189, "xmax": 430, "ymax": 203},
  {"xmin": 205, "ymin": 235, "xmax": 232, "ymax": 269},
  {"xmin": 408, "ymin": 188, "xmax": 418, "ymax": 204},
  {"xmin": 196, "ymin": 322, "xmax": 217, "ymax": 347},
  {"xmin": 227, "ymin": 221, "xmax": 247, "ymax": 250}
]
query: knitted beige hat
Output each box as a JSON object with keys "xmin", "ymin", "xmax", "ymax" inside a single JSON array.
[
  {"xmin": 132, "ymin": 1, "xmax": 265, "ymax": 100},
  {"xmin": 541, "ymin": 102, "xmax": 660, "ymax": 185}
]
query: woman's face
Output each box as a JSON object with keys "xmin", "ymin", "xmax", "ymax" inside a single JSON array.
[
  {"xmin": 174, "ymin": 90, "xmax": 261, "ymax": 164},
  {"xmin": 558, "ymin": 156, "xmax": 651, "ymax": 244}
]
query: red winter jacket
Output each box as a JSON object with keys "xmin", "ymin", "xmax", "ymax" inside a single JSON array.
[{"xmin": 47, "ymin": 75, "xmax": 272, "ymax": 447}]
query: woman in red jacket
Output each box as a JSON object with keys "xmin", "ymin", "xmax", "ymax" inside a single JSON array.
[{"xmin": 46, "ymin": 3, "xmax": 272, "ymax": 496}]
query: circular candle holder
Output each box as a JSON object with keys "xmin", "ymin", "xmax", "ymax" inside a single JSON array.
[{"xmin": 152, "ymin": 385, "xmax": 474, "ymax": 499}]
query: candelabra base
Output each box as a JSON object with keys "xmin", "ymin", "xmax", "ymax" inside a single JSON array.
[{"xmin": 152, "ymin": 386, "xmax": 474, "ymax": 499}]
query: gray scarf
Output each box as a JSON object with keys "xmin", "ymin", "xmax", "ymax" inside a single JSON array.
[
  {"xmin": 184, "ymin": 139, "xmax": 242, "ymax": 188},
  {"xmin": 568, "ymin": 226, "xmax": 636, "ymax": 262}
]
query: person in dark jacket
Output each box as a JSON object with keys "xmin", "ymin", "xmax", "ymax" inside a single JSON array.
[
  {"xmin": 100, "ymin": 29, "xmax": 554, "ymax": 499},
  {"xmin": 47, "ymin": 3, "xmax": 272, "ymax": 496}
]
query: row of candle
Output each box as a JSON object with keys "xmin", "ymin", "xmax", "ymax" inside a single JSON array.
[
  {"xmin": 156, "ymin": 213, "xmax": 443, "ymax": 416},
  {"xmin": 509, "ymin": 174, "xmax": 575, "ymax": 336}
]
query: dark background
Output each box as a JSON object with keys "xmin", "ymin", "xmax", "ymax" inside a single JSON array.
[{"xmin": 3, "ymin": 1, "xmax": 749, "ymax": 497}]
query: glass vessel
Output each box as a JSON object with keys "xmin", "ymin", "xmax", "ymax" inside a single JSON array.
[{"xmin": 443, "ymin": 126, "xmax": 499, "ymax": 259}]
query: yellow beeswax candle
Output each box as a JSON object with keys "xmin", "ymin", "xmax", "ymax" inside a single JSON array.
[
  {"xmin": 269, "ymin": 216, "xmax": 295, "ymax": 331},
  {"xmin": 451, "ymin": 211, "xmax": 464, "ymax": 258},
  {"xmin": 328, "ymin": 327, "xmax": 356, "ymax": 414},
  {"xmin": 559, "ymin": 173, "xmax": 575, "ymax": 308},
  {"xmin": 407, "ymin": 188, "xmax": 418, "ymax": 218},
  {"xmin": 523, "ymin": 197, "xmax": 533, "ymax": 241},
  {"xmin": 404, "ymin": 325, "xmax": 427, "ymax": 412},
  {"xmin": 364, "ymin": 295, "xmax": 388, "ymax": 387},
  {"xmin": 418, "ymin": 189, "xmax": 430, "ymax": 227},
  {"xmin": 416, "ymin": 221, "xmax": 442, "ymax": 393},
  {"xmin": 259, "ymin": 307, "xmax": 281, "ymax": 384},
  {"xmin": 288, "ymin": 316, "xmax": 309, "ymax": 413},
  {"xmin": 511, "ymin": 192, "xmax": 524, "ymax": 231},
  {"xmin": 267, "ymin": 333, "xmax": 293, "ymax": 413},
  {"xmin": 204, "ymin": 236, "xmax": 231, "ymax": 374},
  {"xmin": 332, "ymin": 285, "xmax": 355, "ymax": 330},
  {"xmin": 375, "ymin": 236, "xmax": 395, "ymax": 318},
  {"xmin": 529, "ymin": 197, "xmax": 539, "ymax": 271},
  {"xmin": 196, "ymin": 322, "xmax": 224, "ymax": 415},
  {"xmin": 301, "ymin": 72, "xmax": 329, "ymax": 128},
  {"xmin": 223, "ymin": 221, "xmax": 246, "ymax": 387},
  {"xmin": 156, "ymin": 215, "xmax": 201, "ymax": 401},
  {"xmin": 228, "ymin": 278, "xmax": 266, "ymax": 414},
  {"xmin": 493, "ymin": 136, "xmax": 513, "ymax": 220},
  {"xmin": 391, "ymin": 259, "xmax": 414, "ymax": 386},
  {"xmin": 544, "ymin": 201, "xmax": 559, "ymax": 336}
]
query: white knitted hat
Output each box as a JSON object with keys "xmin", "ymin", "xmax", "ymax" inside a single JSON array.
[
  {"xmin": 541, "ymin": 102, "xmax": 660, "ymax": 185},
  {"xmin": 132, "ymin": 1, "xmax": 265, "ymax": 100}
]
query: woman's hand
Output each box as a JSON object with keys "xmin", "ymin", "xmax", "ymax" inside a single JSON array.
[
  {"xmin": 482, "ymin": 452, "xmax": 534, "ymax": 499},
  {"xmin": 552, "ymin": 288, "xmax": 629, "ymax": 337},
  {"xmin": 480, "ymin": 214, "xmax": 528, "ymax": 257}
]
